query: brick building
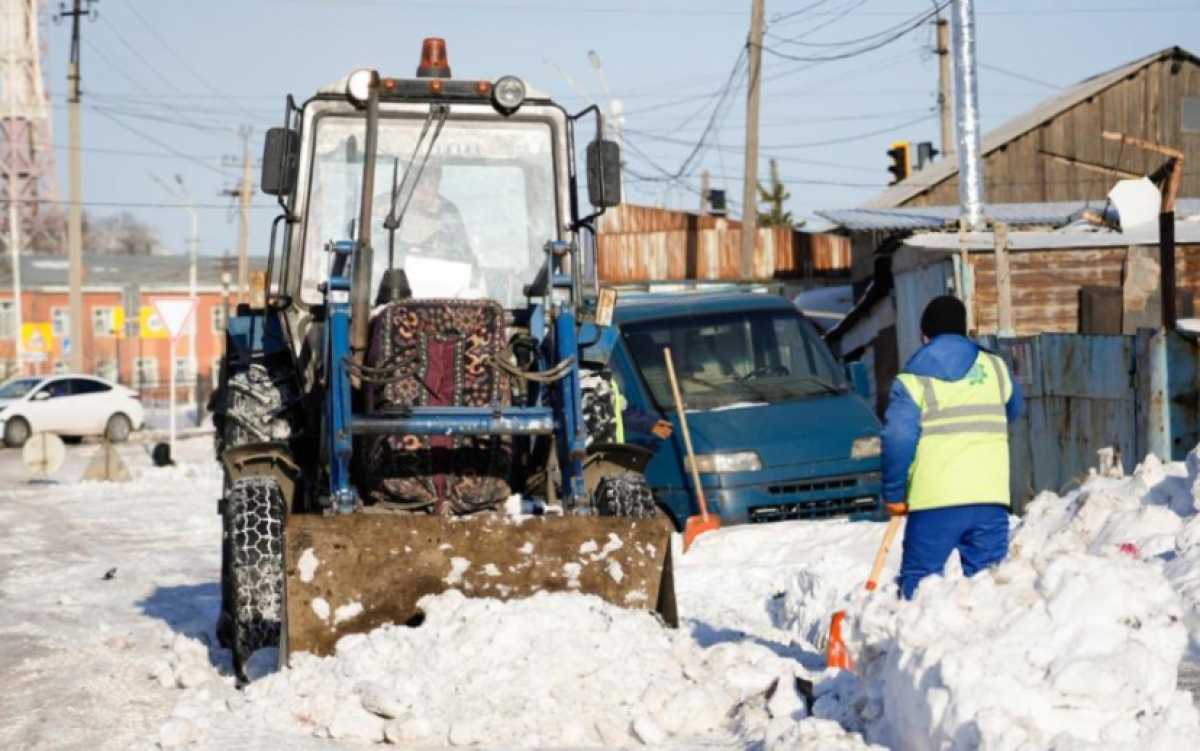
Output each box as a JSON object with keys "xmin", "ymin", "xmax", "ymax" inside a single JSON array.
[{"xmin": 0, "ymin": 254, "xmax": 262, "ymax": 396}]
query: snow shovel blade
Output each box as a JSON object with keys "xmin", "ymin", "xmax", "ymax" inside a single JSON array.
[
  {"xmin": 826, "ymin": 610, "xmax": 853, "ymax": 671},
  {"xmin": 682, "ymin": 513, "xmax": 721, "ymax": 552},
  {"xmin": 282, "ymin": 513, "xmax": 678, "ymax": 659}
]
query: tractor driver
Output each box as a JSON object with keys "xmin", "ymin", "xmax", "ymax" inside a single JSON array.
[{"xmin": 372, "ymin": 161, "xmax": 483, "ymax": 299}]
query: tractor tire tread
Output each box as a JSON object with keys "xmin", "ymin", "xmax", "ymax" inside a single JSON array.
[{"xmin": 224, "ymin": 475, "xmax": 285, "ymax": 675}]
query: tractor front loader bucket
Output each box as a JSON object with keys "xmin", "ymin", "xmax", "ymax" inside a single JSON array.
[{"xmin": 283, "ymin": 513, "xmax": 678, "ymax": 659}]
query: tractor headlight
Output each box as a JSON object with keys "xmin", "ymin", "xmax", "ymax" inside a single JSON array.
[
  {"xmin": 346, "ymin": 68, "xmax": 377, "ymax": 106},
  {"xmin": 851, "ymin": 436, "xmax": 881, "ymax": 459},
  {"xmin": 492, "ymin": 75, "xmax": 526, "ymax": 112},
  {"xmin": 688, "ymin": 451, "xmax": 762, "ymax": 474}
]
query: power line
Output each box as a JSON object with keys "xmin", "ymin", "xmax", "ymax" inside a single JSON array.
[
  {"xmin": 630, "ymin": 107, "xmax": 936, "ymax": 133},
  {"xmin": 50, "ymin": 143, "xmax": 225, "ymax": 161},
  {"xmin": 88, "ymin": 106, "xmax": 236, "ymax": 177},
  {"xmin": 979, "ymin": 62, "xmax": 1062, "ymax": 91},
  {"xmin": 96, "ymin": 14, "xmax": 182, "ymax": 94},
  {"xmin": 626, "ymin": 113, "xmax": 937, "ymax": 154},
  {"xmin": 117, "ymin": 0, "xmax": 262, "ymax": 123},
  {"xmin": 272, "ymin": 0, "xmax": 1199, "ymax": 15},
  {"xmin": 762, "ymin": 2, "xmax": 949, "ymax": 63}
]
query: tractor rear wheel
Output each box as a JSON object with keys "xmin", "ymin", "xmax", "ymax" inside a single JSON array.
[{"xmin": 221, "ymin": 475, "xmax": 286, "ymax": 683}]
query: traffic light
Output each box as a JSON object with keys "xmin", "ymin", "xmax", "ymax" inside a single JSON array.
[
  {"xmin": 916, "ymin": 141, "xmax": 939, "ymax": 170},
  {"xmin": 887, "ymin": 140, "xmax": 911, "ymax": 185}
]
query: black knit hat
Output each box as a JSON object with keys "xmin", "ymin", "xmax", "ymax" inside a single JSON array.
[{"xmin": 920, "ymin": 295, "xmax": 967, "ymax": 338}]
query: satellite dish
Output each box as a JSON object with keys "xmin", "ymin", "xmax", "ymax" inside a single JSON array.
[
  {"xmin": 23, "ymin": 432, "xmax": 66, "ymax": 479},
  {"xmin": 1108, "ymin": 177, "xmax": 1160, "ymax": 231}
]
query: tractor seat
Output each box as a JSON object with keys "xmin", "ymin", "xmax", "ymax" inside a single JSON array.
[{"xmin": 360, "ymin": 298, "xmax": 513, "ymax": 515}]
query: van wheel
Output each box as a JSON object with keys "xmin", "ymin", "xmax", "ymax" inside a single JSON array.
[
  {"xmin": 4, "ymin": 417, "xmax": 31, "ymax": 448},
  {"xmin": 105, "ymin": 413, "xmax": 133, "ymax": 443}
]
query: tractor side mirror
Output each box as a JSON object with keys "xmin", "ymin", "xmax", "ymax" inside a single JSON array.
[
  {"xmin": 846, "ymin": 361, "xmax": 871, "ymax": 401},
  {"xmin": 586, "ymin": 139, "xmax": 622, "ymax": 208},
  {"xmin": 261, "ymin": 127, "xmax": 299, "ymax": 196}
]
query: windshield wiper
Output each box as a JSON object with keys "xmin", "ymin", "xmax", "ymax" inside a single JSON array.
[
  {"xmin": 789, "ymin": 375, "xmax": 843, "ymax": 395},
  {"xmin": 682, "ymin": 372, "xmax": 771, "ymax": 403},
  {"xmin": 383, "ymin": 104, "xmax": 448, "ymax": 269}
]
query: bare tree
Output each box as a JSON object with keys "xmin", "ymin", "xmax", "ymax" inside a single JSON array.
[{"xmin": 83, "ymin": 212, "xmax": 162, "ymax": 255}]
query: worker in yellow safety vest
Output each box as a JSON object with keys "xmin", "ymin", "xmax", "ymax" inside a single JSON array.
[
  {"xmin": 880, "ymin": 295, "xmax": 1023, "ymax": 599},
  {"xmin": 611, "ymin": 374, "xmax": 673, "ymax": 445}
]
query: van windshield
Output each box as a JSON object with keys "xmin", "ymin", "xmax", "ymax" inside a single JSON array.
[{"xmin": 622, "ymin": 309, "xmax": 844, "ymax": 411}]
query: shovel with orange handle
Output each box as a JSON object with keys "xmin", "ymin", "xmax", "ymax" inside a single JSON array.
[
  {"xmin": 662, "ymin": 347, "xmax": 721, "ymax": 552},
  {"xmin": 826, "ymin": 514, "xmax": 904, "ymax": 670}
]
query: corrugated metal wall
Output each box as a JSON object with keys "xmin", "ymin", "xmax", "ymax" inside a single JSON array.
[
  {"xmin": 596, "ymin": 205, "xmax": 850, "ymax": 283},
  {"xmin": 977, "ymin": 330, "xmax": 1199, "ymax": 509}
]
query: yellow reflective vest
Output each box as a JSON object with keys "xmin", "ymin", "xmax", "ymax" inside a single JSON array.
[
  {"xmin": 611, "ymin": 376, "xmax": 626, "ymax": 444},
  {"xmin": 896, "ymin": 351, "xmax": 1012, "ymax": 511}
]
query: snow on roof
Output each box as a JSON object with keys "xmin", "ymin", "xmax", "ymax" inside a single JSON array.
[
  {"xmin": 862, "ymin": 47, "xmax": 1200, "ymax": 209},
  {"xmin": 903, "ymin": 219, "xmax": 1200, "ymax": 252},
  {"xmin": 818, "ymin": 198, "xmax": 1200, "ymax": 233}
]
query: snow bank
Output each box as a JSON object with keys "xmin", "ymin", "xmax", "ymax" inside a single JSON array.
[
  {"xmin": 169, "ymin": 589, "xmax": 859, "ymax": 748},
  {"xmin": 771, "ymin": 448, "xmax": 1200, "ymax": 750}
]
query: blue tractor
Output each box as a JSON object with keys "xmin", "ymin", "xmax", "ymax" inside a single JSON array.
[{"xmin": 211, "ymin": 39, "xmax": 676, "ymax": 681}]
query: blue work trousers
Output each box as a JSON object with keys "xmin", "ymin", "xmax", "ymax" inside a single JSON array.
[{"xmin": 898, "ymin": 503, "xmax": 1009, "ymax": 599}]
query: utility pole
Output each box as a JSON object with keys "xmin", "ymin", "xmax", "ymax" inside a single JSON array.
[
  {"xmin": 936, "ymin": 17, "xmax": 953, "ymax": 159},
  {"xmin": 59, "ymin": 0, "xmax": 95, "ymax": 374},
  {"xmin": 739, "ymin": 0, "xmax": 765, "ymax": 281},
  {"xmin": 237, "ymin": 126, "xmax": 252, "ymax": 303}
]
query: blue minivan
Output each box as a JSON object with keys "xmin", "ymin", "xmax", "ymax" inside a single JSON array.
[{"xmin": 607, "ymin": 291, "xmax": 883, "ymax": 527}]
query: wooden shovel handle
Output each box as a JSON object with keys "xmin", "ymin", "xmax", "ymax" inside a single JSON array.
[
  {"xmin": 865, "ymin": 516, "xmax": 903, "ymax": 591},
  {"xmin": 663, "ymin": 347, "xmax": 710, "ymax": 519}
]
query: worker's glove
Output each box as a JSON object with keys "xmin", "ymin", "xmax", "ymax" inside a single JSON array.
[
  {"xmin": 651, "ymin": 420, "xmax": 674, "ymax": 439},
  {"xmin": 885, "ymin": 502, "xmax": 908, "ymax": 517}
]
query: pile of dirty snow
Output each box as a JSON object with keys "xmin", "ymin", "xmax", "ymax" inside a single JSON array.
[
  {"xmin": 164, "ymin": 589, "xmax": 879, "ymax": 748},
  {"xmin": 770, "ymin": 447, "xmax": 1200, "ymax": 750}
]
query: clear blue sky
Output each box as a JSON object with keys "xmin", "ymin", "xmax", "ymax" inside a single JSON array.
[{"xmin": 37, "ymin": 0, "xmax": 1200, "ymax": 258}]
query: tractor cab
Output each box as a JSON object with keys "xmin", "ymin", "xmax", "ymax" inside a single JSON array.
[{"xmin": 261, "ymin": 38, "xmax": 617, "ymax": 314}]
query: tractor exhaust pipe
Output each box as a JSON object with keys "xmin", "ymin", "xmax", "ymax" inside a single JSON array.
[{"xmin": 350, "ymin": 74, "xmax": 382, "ymax": 363}]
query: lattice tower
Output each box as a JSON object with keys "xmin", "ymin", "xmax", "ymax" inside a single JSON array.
[{"xmin": 1, "ymin": 0, "xmax": 60, "ymax": 254}]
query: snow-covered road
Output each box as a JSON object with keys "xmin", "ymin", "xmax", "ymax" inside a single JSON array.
[{"xmin": 1, "ymin": 437, "xmax": 1198, "ymax": 750}]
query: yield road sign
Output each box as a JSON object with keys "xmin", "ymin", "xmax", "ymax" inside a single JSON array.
[{"xmin": 152, "ymin": 298, "xmax": 197, "ymax": 341}]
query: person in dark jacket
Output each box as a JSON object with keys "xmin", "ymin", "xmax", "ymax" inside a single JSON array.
[{"xmin": 881, "ymin": 295, "xmax": 1023, "ymax": 599}]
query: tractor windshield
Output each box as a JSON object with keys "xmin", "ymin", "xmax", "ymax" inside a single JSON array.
[{"xmin": 299, "ymin": 112, "xmax": 559, "ymax": 308}]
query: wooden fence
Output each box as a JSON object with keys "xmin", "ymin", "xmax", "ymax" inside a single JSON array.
[{"xmin": 596, "ymin": 204, "xmax": 850, "ymax": 284}]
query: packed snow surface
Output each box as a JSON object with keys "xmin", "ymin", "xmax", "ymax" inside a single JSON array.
[{"xmin": 2, "ymin": 436, "xmax": 1200, "ymax": 750}]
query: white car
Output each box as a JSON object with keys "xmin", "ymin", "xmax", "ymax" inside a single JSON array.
[{"xmin": 0, "ymin": 374, "xmax": 146, "ymax": 447}]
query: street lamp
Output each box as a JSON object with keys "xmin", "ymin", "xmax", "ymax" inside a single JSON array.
[
  {"xmin": 587, "ymin": 49, "xmax": 626, "ymax": 198},
  {"xmin": 151, "ymin": 173, "xmax": 199, "ymax": 406}
]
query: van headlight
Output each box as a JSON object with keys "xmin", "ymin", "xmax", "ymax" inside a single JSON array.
[
  {"xmin": 851, "ymin": 436, "xmax": 881, "ymax": 459},
  {"xmin": 688, "ymin": 451, "xmax": 762, "ymax": 474}
]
